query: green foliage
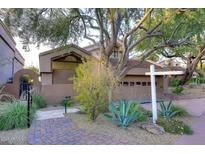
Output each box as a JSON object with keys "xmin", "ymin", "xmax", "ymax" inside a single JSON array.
[
  {"xmin": 0, "ymin": 101, "xmax": 36, "ymax": 130},
  {"xmin": 157, "ymin": 118, "xmax": 193, "ymax": 135},
  {"xmin": 159, "ymin": 101, "xmax": 180, "ymax": 118},
  {"xmin": 170, "ymin": 78, "xmax": 180, "ymax": 87},
  {"xmin": 73, "ymin": 59, "xmax": 116, "ymax": 121},
  {"xmin": 136, "ymin": 105, "xmax": 152, "ymax": 117},
  {"xmin": 170, "ymin": 78, "xmax": 183, "ymax": 94},
  {"xmin": 188, "ymin": 75, "xmax": 205, "ymax": 84},
  {"xmin": 104, "ymin": 100, "xmax": 146, "ymax": 128},
  {"xmin": 32, "ymin": 93, "xmax": 47, "ymax": 108},
  {"xmin": 60, "ymin": 97, "xmax": 74, "ymax": 107},
  {"xmin": 26, "ymin": 65, "xmax": 40, "ymax": 74},
  {"xmin": 172, "ymin": 105, "xmax": 190, "ymax": 117},
  {"xmin": 172, "ymin": 86, "xmax": 184, "ymax": 94}
]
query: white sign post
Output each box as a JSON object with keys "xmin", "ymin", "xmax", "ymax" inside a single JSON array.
[
  {"xmin": 150, "ymin": 65, "xmax": 157, "ymax": 123},
  {"xmin": 145, "ymin": 65, "xmax": 184, "ymax": 124}
]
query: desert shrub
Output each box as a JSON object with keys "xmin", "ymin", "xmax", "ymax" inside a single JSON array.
[
  {"xmin": 170, "ymin": 78, "xmax": 183, "ymax": 94},
  {"xmin": 172, "ymin": 105, "xmax": 190, "ymax": 117},
  {"xmin": 170, "ymin": 78, "xmax": 180, "ymax": 87},
  {"xmin": 104, "ymin": 100, "xmax": 147, "ymax": 128},
  {"xmin": 157, "ymin": 117, "xmax": 193, "ymax": 135},
  {"xmin": 0, "ymin": 101, "xmax": 36, "ymax": 130},
  {"xmin": 172, "ymin": 86, "xmax": 183, "ymax": 94},
  {"xmin": 137, "ymin": 105, "xmax": 152, "ymax": 117},
  {"xmin": 73, "ymin": 59, "xmax": 116, "ymax": 121},
  {"xmin": 60, "ymin": 96, "xmax": 74, "ymax": 107},
  {"xmin": 159, "ymin": 101, "xmax": 180, "ymax": 118},
  {"xmin": 32, "ymin": 93, "xmax": 47, "ymax": 108}
]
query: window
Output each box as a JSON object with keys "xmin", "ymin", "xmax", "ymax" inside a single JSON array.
[
  {"xmin": 123, "ymin": 81, "xmax": 129, "ymax": 86},
  {"xmin": 148, "ymin": 82, "xmax": 151, "ymax": 86},
  {"xmin": 113, "ymin": 50, "xmax": 118, "ymax": 58},
  {"xmin": 136, "ymin": 82, "xmax": 141, "ymax": 85},
  {"xmin": 130, "ymin": 82, "xmax": 135, "ymax": 86},
  {"xmin": 142, "ymin": 82, "xmax": 146, "ymax": 86}
]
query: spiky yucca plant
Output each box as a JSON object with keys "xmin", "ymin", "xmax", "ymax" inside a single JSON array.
[
  {"xmin": 104, "ymin": 100, "xmax": 140, "ymax": 128},
  {"xmin": 159, "ymin": 101, "xmax": 180, "ymax": 118}
]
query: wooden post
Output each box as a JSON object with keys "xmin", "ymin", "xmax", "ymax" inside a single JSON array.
[{"xmin": 150, "ymin": 65, "xmax": 157, "ymax": 124}]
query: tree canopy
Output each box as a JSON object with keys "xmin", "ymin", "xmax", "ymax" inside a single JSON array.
[{"xmin": 1, "ymin": 8, "xmax": 205, "ymax": 83}]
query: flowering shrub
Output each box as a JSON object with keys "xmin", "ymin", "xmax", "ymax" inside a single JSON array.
[{"xmin": 157, "ymin": 117, "xmax": 193, "ymax": 135}]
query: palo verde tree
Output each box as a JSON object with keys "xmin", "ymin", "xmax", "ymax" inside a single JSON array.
[
  {"xmin": 141, "ymin": 9, "xmax": 205, "ymax": 85},
  {"xmin": 1, "ymin": 8, "xmax": 204, "ymax": 85}
]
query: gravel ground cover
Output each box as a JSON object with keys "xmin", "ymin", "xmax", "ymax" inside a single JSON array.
[
  {"xmin": 0, "ymin": 128, "xmax": 28, "ymax": 144},
  {"xmin": 66, "ymin": 113, "xmax": 197, "ymax": 144}
]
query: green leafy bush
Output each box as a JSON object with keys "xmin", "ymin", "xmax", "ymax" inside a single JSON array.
[
  {"xmin": 60, "ymin": 97, "xmax": 74, "ymax": 107},
  {"xmin": 159, "ymin": 101, "xmax": 180, "ymax": 118},
  {"xmin": 73, "ymin": 59, "xmax": 116, "ymax": 121},
  {"xmin": 172, "ymin": 105, "xmax": 190, "ymax": 117},
  {"xmin": 157, "ymin": 117, "xmax": 193, "ymax": 135},
  {"xmin": 32, "ymin": 94, "xmax": 47, "ymax": 108},
  {"xmin": 170, "ymin": 78, "xmax": 183, "ymax": 94},
  {"xmin": 172, "ymin": 86, "xmax": 183, "ymax": 94},
  {"xmin": 104, "ymin": 100, "xmax": 146, "ymax": 128},
  {"xmin": 170, "ymin": 78, "xmax": 180, "ymax": 87},
  {"xmin": 137, "ymin": 105, "xmax": 152, "ymax": 117},
  {"xmin": 0, "ymin": 101, "xmax": 36, "ymax": 130}
]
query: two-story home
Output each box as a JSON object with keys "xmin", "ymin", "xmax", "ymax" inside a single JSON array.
[
  {"xmin": 39, "ymin": 43, "xmax": 166, "ymax": 105},
  {"xmin": 0, "ymin": 20, "xmax": 24, "ymax": 85}
]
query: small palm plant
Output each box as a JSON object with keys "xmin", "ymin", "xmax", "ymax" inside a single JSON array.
[
  {"xmin": 104, "ymin": 100, "xmax": 140, "ymax": 128},
  {"xmin": 159, "ymin": 100, "xmax": 180, "ymax": 118}
]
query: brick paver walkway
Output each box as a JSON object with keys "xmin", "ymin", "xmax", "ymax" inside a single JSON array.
[{"xmin": 28, "ymin": 117, "xmax": 134, "ymax": 145}]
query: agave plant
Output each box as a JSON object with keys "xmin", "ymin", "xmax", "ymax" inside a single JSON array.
[
  {"xmin": 104, "ymin": 99, "xmax": 140, "ymax": 128},
  {"xmin": 159, "ymin": 101, "xmax": 180, "ymax": 118}
]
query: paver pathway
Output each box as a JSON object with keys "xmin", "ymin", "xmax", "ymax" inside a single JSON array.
[
  {"xmin": 28, "ymin": 117, "xmax": 134, "ymax": 145},
  {"xmin": 36, "ymin": 108, "xmax": 79, "ymax": 120}
]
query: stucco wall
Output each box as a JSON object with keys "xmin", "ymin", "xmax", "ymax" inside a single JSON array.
[
  {"xmin": 41, "ymin": 84, "xmax": 75, "ymax": 105},
  {"xmin": 41, "ymin": 75, "xmax": 164, "ymax": 105},
  {"xmin": 53, "ymin": 69, "xmax": 75, "ymax": 84},
  {"xmin": 0, "ymin": 21, "xmax": 24, "ymax": 85},
  {"xmin": 0, "ymin": 37, "xmax": 14, "ymax": 84},
  {"xmin": 41, "ymin": 73, "xmax": 52, "ymax": 85}
]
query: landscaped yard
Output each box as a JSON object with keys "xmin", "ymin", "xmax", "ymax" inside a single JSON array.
[
  {"xmin": 0, "ymin": 102, "xmax": 28, "ymax": 144},
  {"xmin": 65, "ymin": 111, "xmax": 198, "ymax": 145}
]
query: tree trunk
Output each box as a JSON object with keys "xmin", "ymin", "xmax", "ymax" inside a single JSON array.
[
  {"xmin": 179, "ymin": 48, "xmax": 205, "ymax": 85},
  {"xmin": 179, "ymin": 69, "xmax": 194, "ymax": 85}
]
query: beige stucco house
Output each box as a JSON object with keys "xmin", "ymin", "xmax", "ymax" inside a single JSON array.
[
  {"xmin": 0, "ymin": 20, "xmax": 25, "ymax": 85},
  {"xmin": 39, "ymin": 44, "xmax": 166, "ymax": 105}
]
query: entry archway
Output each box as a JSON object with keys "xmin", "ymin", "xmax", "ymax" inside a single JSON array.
[{"xmin": 3, "ymin": 69, "xmax": 41, "ymax": 99}]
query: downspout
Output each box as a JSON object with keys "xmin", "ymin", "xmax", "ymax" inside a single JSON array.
[{"xmin": 12, "ymin": 57, "xmax": 14, "ymax": 83}]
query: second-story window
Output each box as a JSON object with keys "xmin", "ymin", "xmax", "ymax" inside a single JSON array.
[{"xmin": 113, "ymin": 50, "xmax": 118, "ymax": 58}]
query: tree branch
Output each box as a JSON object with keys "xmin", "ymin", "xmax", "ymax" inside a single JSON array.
[
  {"xmin": 123, "ymin": 8, "xmax": 154, "ymax": 49},
  {"xmin": 127, "ymin": 32, "xmax": 163, "ymax": 52}
]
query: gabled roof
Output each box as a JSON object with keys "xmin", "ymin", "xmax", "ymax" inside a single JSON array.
[{"xmin": 40, "ymin": 44, "xmax": 91, "ymax": 57}]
